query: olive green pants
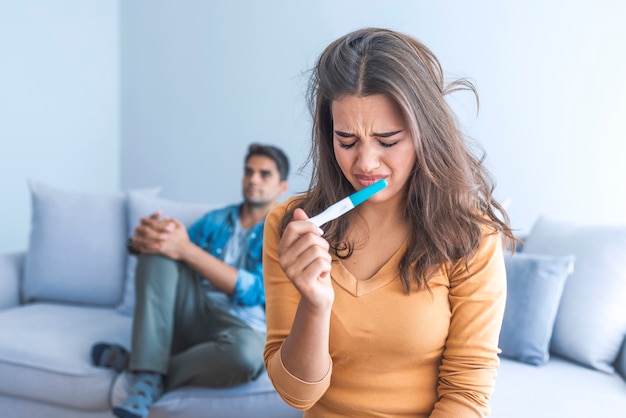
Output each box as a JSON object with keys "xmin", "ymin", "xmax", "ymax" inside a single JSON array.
[{"xmin": 129, "ymin": 254, "xmax": 266, "ymax": 390}]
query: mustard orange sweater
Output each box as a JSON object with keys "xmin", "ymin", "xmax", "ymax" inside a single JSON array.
[{"xmin": 263, "ymin": 198, "xmax": 506, "ymax": 417}]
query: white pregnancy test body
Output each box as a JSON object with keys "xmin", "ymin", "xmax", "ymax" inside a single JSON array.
[
  {"xmin": 307, "ymin": 179, "xmax": 388, "ymax": 228},
  {"xmin": 308, "ymin": 197, "xmax": 355, "ymax": 228}
]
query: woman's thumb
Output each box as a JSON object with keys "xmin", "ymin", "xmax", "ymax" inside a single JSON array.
[
  {"xmin": 293, "ymin": 208, "xmax": 324, "ymax": 235},
  {"xmin": 293, "ymin": 208, "xmax": 309, "ymax": 221}
]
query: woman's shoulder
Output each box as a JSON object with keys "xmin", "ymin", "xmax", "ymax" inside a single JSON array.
[
  {"xmin": 267, "ymin": 195, "xmax": 307, "ymax": 225},
  {"xmin": 271, "ymin": 195, "xmax": 306, "ymax": 216},
  {"xmin": 472, "ymin": 222, "xmax": 505, "ymax": 263},
  {"xmin": 279, "ymin": 194, "xmax": 304, "ymax": 207}
]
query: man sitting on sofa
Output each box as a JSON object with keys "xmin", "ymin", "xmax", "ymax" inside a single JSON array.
[{"xmin": 92, "ymin": 143, "xmax": 290, "ymax": 418}]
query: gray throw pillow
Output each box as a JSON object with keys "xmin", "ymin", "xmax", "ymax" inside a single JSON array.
[
  {"xmin": 499, "ymin": 252, "xmax": 574, "ymax": 365},
  {"xmin": 524, "ymin": 216, "xmax": 626, "ymax": 373},
  {"xmin": 118, "ymin": 192, "xmax": 217, "ymax": 316},
  {"xmin": 23, "ymin": 181, "xmax": 128, "ymax": 306}
]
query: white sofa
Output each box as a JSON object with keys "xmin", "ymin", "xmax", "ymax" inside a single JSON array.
[
  {"xmin": 1, "ymin": 181, "xmax": 625, "ymax": 417},
  {"xmin": 0, "ymin": 182, "xmax": 300, "ymax": 418},
  {"xmin": 491, "ymin": 216, "xmax": 626, "ymax": 417}
]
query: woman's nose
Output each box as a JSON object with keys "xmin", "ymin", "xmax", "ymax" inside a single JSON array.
[{"xmin": 355, "ymin": 142, "xmax": 381, "ymax": 172}]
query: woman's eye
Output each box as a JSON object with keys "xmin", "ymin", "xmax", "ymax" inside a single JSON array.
[
  {"xmin": 338, "ymin": 142, "xmax": 356, "ymax": 149},
  {"xmin": 379, "ymin": 141, "xmax": 398, "ymax": 148}
]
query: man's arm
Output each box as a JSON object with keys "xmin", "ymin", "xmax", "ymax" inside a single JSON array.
[
  {"xmin": 131, "ymin": 212, "xmax": 239, "ymax": 295},
  {"xmin": 176, "ymin": 238, "xmax": 238, "ymax": 295}
]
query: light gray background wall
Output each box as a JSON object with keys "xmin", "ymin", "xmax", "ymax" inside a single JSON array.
[
  {"xmin": 1, "ymin": 1, "xmax": 120, "ymax": 253},
  {"xmin": 2, "ymin": 0, "xmax": 626, "ymax": 252}
]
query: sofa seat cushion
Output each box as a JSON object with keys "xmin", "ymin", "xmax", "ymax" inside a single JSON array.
[
  {"xmin": 0, "ymin": 303, "xmax": 131, "ymax": 410},
  {"xmin": 0, "ymin": 393, "xmax": 115, "ymax": 418},
  {"xmin": 111, "ymin": 370, "xmax": 302, "ymax": 418},
  {"xmin": 491, "ymin": 357, "xmax": 626, "ymax": 418}
]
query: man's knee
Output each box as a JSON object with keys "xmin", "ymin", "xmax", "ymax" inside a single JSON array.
[
  {"xmin": 136, "ymin": 254, "xmax": 176, "ymax": 272},
  {"xmin": 135, "ymin": 254, "xmax": 180, "ymax": 291}
]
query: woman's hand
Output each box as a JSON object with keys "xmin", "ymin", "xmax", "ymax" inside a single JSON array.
[{"xmin": 278, "ymin": 208, "xmax": 334, "ymax": 311}]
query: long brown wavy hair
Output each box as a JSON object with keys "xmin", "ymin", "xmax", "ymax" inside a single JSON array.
[{"xmin": 281, "ymin": 27, "xmax": 516, "ymax": 292}]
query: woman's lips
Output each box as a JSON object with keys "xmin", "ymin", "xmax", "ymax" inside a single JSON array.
[{"xmin": 354, "ymin": 175, "xmax": 387, "ymax": 187}]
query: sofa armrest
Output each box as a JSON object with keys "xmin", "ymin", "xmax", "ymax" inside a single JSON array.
[
  {"xmin": 616, "ymin": 337, "xmax": 626, "ymax": 381},
  {"xmin": 0, "ymin": 251, "xmax": 25, "ymax": 310}
]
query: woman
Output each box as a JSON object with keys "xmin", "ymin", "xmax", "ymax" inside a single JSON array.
[{"xmin": 263, "ymin": 27, "xmax": 516, "ymax": 417}]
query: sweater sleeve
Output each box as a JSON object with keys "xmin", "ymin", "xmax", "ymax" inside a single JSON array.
[
  {"xmin": 262, "ymin": 200, "xmax": 332, "ymax": 410},
  {"xmin": 430, "ymin": 229, "xmax": 507, "ymax": 418}
]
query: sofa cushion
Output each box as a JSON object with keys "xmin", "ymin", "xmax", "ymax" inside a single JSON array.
[
  {"xmin": 524, "ymin": 216, "xmax": 626, "ymax": 373},
  {"xmin": 491, "ymin": 357, "xmax": 626, "ymax": 417},
  {"xmin": 0, "ymin": 303, "xmax": 132, "ymax": 410},
  {"xmin": 0, "ymin": 393, "xmax": 116, "ymax": 418},
  {"xmin": 118, "ymin": 192, "xmax": 216, "ymax": 315},
  {"xmin": 499, "ymin": 252, "xmax": 574, "ymax": 365},
  {"xmin": 22, "ymin": 181, "xmax": 160, "ymax": 307},
  {"xmin": 23, "ymin": 181, "xmax": 133, "ymax": 306},
  {"xmin": 112, "ymin": 370, "xmax": 302, "ymax": 418}
]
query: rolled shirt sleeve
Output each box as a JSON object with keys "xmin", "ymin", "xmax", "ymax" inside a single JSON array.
[{"xmin": 231, "ymin": 265, "xmax": 265, "ymax": 306}]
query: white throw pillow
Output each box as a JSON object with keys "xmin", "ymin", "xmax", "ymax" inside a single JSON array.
[
  {"xmin": 524, "ymin": 216, "xmax": 626, "ymax": 373},
  {"xmin": 22, "ymin": 181, "xmax": 143, "ymax": 306}
]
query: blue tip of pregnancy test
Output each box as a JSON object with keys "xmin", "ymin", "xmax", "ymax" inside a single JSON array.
[{"xmin": 348, "ymin": 179, "xmax": 388, "ymax": 207}]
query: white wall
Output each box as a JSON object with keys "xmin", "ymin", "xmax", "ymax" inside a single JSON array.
[
  {"xmin": 119, "ymin": 0, "xmax": 321, "ymax": 205},
  {"xmin": 2, "ymin": 1, "xmax": 625, "ymax": 252},
  {"xmin": 120, "ymin": 0, "xmax": 626, "ymax": 233},
  {"xmin": 0, "ymin": 1, "xmax": 120, "ymax": 252}
]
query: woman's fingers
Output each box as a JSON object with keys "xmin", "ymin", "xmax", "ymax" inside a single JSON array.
[
  {"xmin": 280, "ymin": 234, "xmax": 331, "ymax": 283},
  {"xmin": 278, "ymin": 209, "xmax": 324, "ymax": 266},
  {"xmin": 278, "ymin": 208, "xmax": 333, "ymax": 307}
]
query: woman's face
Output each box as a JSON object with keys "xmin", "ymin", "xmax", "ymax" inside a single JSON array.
[{"xmin": 331, "ymin": 94, "xmax": 416, "ymax": 204}]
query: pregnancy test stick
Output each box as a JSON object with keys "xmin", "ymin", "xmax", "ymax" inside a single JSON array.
[{"xmin": 308, "ymin": 179, "xmax": 388, "ymax": 228}]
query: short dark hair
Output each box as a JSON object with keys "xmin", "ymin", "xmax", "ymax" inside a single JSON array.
[{"xmin": 245, "ymin": 143, "xmax": 290, "ymax": 181}]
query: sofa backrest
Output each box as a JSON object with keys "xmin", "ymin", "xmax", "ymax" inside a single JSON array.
[
  {"xmin": 20, "ymin": 181, "xmax": 217, "ymax": 310},
  {"xmin": 0, "ymin": 252, "xmax": 24, "ymax": 310}
]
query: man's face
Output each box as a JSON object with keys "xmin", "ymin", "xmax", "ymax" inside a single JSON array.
[{"xmin": 242, "ymin": 155, "xmax": 286, "ymax": 207}]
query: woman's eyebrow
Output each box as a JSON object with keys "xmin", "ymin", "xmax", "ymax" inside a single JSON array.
[
  {"xmin": 334, "ymin": 130, "xmax": 354, "ymax": 138},
  {"xmin": 373, "ymin": 130, "xmax": 403, "ymax": 138},
  {"xmin": 334, "ymin": 129, "xmax": 403, "ymax": 138}
]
